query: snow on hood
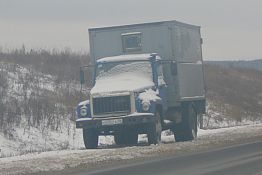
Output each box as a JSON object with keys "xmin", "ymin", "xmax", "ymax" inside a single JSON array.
[
  {"xmin": 90, "ymin": 61, "xmax": 154, "ymax": 96},
  {"xmin": 97, "ymin": 53, "xmax": 160, "ymax": 63},
  {"xmin": 91, "ymin": 73, "xmax": 154, "ymax": 96}
]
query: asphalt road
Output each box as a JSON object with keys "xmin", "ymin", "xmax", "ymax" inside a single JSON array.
[{"xmin": 78, "ymin": 140, "xmax": 262, "ymax": 175}]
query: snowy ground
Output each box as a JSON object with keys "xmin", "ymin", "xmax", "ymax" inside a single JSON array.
[
  {"xmin": 0, "ymin": 62, "xmax": 82, "ymax": 158},
  {"xmin": 1, "ymin": 116, "xmax": 261, "ymax": 158},
  {"xmin": 1, "ymin": 123, "xmax": 262, "ymax": 175},
  {"xmin": 0, "ymin": 123, "xmax": 83, "ymax": 158}
]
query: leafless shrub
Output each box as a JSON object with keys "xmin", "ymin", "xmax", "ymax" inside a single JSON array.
[
  {"xmin": 0, "ymin": 68, "xmax": 8, "ymax": 130},
  {"xmin": 0, "ymin": 48, "xmax": 92, "ymax": 136}
]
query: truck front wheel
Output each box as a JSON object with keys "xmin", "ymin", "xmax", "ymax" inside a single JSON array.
[
  {"xmin": 114, "ymin": 128, "xmax": 138, "ymax": 145},
  {"xmin": 114, "ymin": 132, "xmax": 125, "ymax": 145},
  {"xmin": 83, "ymin": 128, "xmax": 99, "ymax": 149},
  {"xmin": 147, "ymin": 111, "xmax": 162, "ymax": 145},
  {"xmin": 125, "ymin": 130, "xmax": 138, "ymax": 145},
  {"xmin": 174, "ymin": 103, "xmax": 197, "ymax": 142}
]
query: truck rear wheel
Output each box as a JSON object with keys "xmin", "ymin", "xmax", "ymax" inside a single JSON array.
[
  {"xmin": 147, "ymin": 111, "xmax": 162, "ymax": 145},
  {"xmin": 83, "ymin": 128, "xmax": 99, "ymax": 149},
  {"xmin": 174, "ymin": 103, "xmax": 197, "ymax": 142}
]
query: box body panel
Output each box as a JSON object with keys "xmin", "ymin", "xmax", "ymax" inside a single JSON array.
[{"xmin": 89, "ymin": 20, "xmax": 205, "ymax": 107}]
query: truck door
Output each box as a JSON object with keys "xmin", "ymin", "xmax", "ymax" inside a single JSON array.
[{"xmin": 157, "ymin": 63, "xmax": 167, "ymax": 108}]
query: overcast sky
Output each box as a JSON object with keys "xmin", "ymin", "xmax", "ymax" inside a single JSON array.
[{"xmin": 0, "ymin": 0, "xmax": 262, "ymax": 60}]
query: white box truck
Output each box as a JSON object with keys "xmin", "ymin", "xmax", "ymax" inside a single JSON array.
[{"xmin": 76, "ymin": 20, "xmax": 206, "ymax": 149}]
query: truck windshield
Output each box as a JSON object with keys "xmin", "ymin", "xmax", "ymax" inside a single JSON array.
[{"xmin": 96, "ymin": 61, "xmax": 153, "ymax": 81}]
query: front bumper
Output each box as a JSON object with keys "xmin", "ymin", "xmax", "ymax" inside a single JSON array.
[{"xmin": 76, "ymin": 113, "xmax": 155, "ymax": 129}]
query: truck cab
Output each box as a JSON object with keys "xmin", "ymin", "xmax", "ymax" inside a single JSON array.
[{"xmin": 76, "ymin": 54, "xmax": 166, "ymax": 148}]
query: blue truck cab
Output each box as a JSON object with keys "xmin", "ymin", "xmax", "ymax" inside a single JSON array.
[
  {"xmin": 76, "ymin": 54, "xmax": 167, "ymax": 148},
  {"xmin": 76, "ymin": 20, "xmax": 206, "ymax": 149}
]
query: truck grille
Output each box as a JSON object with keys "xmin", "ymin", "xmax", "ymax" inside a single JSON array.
[{"xmin": 93, "ymin": 95, "xmax": 131, "ymax": 115}]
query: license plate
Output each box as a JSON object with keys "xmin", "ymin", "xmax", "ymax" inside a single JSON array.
[{"xmin": 102, "ymin": 119, "xmax": 123, "ymax": 126}]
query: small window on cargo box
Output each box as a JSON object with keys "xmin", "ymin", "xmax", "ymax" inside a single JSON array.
[{"xmin": 122, "ymin": 32, "xmax": 142, "ymax": 53}]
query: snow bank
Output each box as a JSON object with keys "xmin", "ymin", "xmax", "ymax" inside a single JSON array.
[
  {"xmin": 0, "ymin": 122, "xmax": 84, "ymax": 158},
  {"xmin": 1, "ymin": 124, "xmax": 262, "ymax": 175}
]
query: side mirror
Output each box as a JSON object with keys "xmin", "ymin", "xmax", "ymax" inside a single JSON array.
[
  {"xmin": 80, "ymin": 68, "xmax": 85, "ymax": 84},
  {"xmin": 170, "ymin": 62, "xmax": 177, "ymax": 76}
]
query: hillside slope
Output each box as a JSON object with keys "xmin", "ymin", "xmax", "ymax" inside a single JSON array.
[
  {"xmin": 0, "ymin": 50, "xmax": 262, "ymax": 157},
  {"xmin": 0, "ymin": 62, "xmax": 84, "ymax": 157},
  {"xmin": 204, "ymin": 64, "xmax": 262, "ymax": 127}
]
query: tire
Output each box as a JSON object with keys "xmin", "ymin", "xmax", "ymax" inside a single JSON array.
[
  {"xmin": 114, "ymin": 131, "xmax": 126, "ymax": 145},
  {"xmin": 83, "ymin": 128, "xmax": 99, "ymax": 149},
  {"xmin": 114, "ymin": 129, "xmax": 138, "ymax": 145},
  {"xmin": 147, "ymin": 111, "xmax": 162, "ymax": 145},
  {"xmin": 174, "ymin": 103, "xmax": 197, "ymax": 142},
  {"xmin": 125, "ymin": 130, "xmax": 138, "ymax": 145}
]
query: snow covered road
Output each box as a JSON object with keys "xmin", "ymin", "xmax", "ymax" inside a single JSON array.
[{"xmin": 1, "ymin": 124, "xmax": 262, "ymax": 175}]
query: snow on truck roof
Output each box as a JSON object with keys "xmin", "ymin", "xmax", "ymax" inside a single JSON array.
[
  {"xmin": 89, "ymin": 20, "xmax": 200, "ymax": 32},
  {"xmin": 97, "ymin": 54, "xmax": 160, "ymax": 63}
]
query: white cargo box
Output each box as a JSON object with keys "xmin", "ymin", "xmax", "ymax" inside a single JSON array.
[{"xmin": 89, "ymin": 20, "xmax": 205, "ymax": 107}]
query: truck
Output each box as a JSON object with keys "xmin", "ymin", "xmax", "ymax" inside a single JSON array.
[{"xmin": 76, "ymin": 20, "xmax": 206, "ymax": 149}]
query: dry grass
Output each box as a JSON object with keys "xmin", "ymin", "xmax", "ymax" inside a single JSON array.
[{"xmin": 205, "ymin": 64, "xmax": 262, "ymax": 121}]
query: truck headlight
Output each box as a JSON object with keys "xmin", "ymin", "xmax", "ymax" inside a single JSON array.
[
  {"xmin": 142, "ymin": 102, "xmax": 150, "ymax": 112},
  {"xmin": 80, "ymin": 107, "xmax": 88, "ymax": 117}
]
